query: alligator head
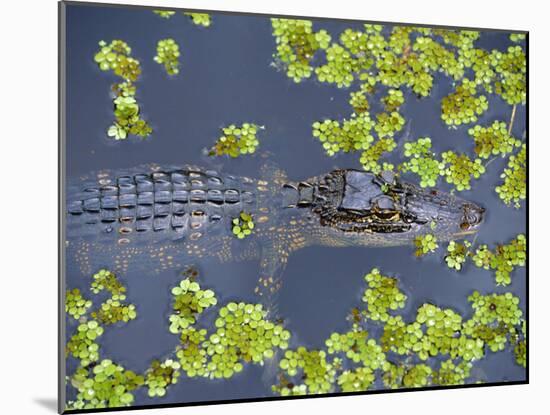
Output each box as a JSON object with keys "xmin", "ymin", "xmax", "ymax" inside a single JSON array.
[{"xmin": 284, "ymin": 169, "xmax": 485, "ymax": 247}]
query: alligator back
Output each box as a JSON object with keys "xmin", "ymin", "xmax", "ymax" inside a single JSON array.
[{"xmin": 66, "ymin": 165, "xmax": 267, "ymax": 276}]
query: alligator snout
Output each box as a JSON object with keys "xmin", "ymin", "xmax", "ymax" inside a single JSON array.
[{"xmin": 460, "ymin": 203, "xmax": 485, "ymax": 230}]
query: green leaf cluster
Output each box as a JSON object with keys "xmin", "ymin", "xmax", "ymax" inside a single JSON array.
[
  {"xmin": 400, "ymin": 137, "xmax": 445, "ymax": 187},
  {"xmin": 361, "ymin": 268, "xmax": 407, "ymax": 321},
  {"xmin": 145, "ymin": 359, "xmax": 181, "ymax": 397},
  {"xmin": 66, "ymin": 288, "xmax": 92, "ymax": 320},
  {"xmin": 414, "ymin": 234, "xmax": 439, "ymax": 256},
  {"xmin": 469, "ymin": 121, "xmax": 521, "ymax": 159},
  {"xmin": 445, "ymin": 240, "xmax": 472, "ymax": 271},
  {"xmin": 209, "ymin": 123, "xmax": 263, "ymax": 157},
  {"xmin": 68, "ymin": 359, "xmax": 144, "ymax": 410},
  {"xmin": 169, "ymin": 278, "xmax": 217, "ymax": 333},
  {"xmin": 232, "ymin": 211, "xmax": 255, "ymax": 239},
  {"xmin": 154, "ymin": 38, "xmax": 181, "ymax": 75},
  {"xmin": 184, "ymin": 13, "xmax": 212, "ymax": 27},
  {"xmin": 271, "ymin": 18, "xmax": 331, "ymax": 83},
  {"xmin": 496, "ymin": 144, "xmax": 526, "ymax": 208},
  {"xmin": 153, "ymin": 10, "xmax": 175, "ymax": 19},
  {"xmin": 441, "ymin": 79, "xmax": 488, "ymax": 126},
  {"xmin": 94, "ymin": 40, "xmax": 151, "ymax": 140},
  {"xmin": 472, "ymin": 234, "xmax": 526, "ymax": 285}
]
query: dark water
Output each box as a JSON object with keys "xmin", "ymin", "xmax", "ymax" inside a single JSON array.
[{"xmin": 64, "ymin": 3, "xmax": 527, "ymax": 406}]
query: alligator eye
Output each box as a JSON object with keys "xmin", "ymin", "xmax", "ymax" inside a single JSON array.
[{"xmin": 461, "ymin": 203, "xmax": 485, "ymax": 228}]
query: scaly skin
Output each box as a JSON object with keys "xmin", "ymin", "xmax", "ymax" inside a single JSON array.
[{"xmin": 66, "ymin": 163, "xmax": 484, "ymax": 313}]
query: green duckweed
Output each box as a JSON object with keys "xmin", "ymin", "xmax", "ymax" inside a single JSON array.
[
  {"xmin": 492, "ymin": 46, "xmax": 526, "ymax": 105},
  {"xmin": 154, "ymin": 38, "xmax": 181, "ymax": 75},
  {"xmin": 93, "ymin": 40, "xmax": 152, "ymax": 140},
  {"xmin": 361, "ymin": 268, "xmax": 407, "ymax": 321},
  {"xmin": 441, "ymin": 151, "xmax": 485, "ymax": 191},
  {"xmin": 66, "ymin": 288, "xmax": 92, "ymax": 320},
  {"xmin": 232, "ymin": 211, "xmax": 255, "ymax": 239},
  {"xmin": 440, "ymin": 79, "xmax": 488, "ymax": 127},
  {"xmin": 91, "ymin": 294, "xmax": 137, "ymax": 325},
  {"xmin": 496, "ymin": 144, "xmax": 526, "ymax": 208},
  {"xmin": 91, "ymin": 269, "xmax": 126, "ymax": 296},
  {"xmin": 67, "ymin": 359, "xmax": 144, "ymax": 410},
  {"xmin": 472, "ymin": 234, "xmax": 526, "ymax": 286},
  {"xmin": 209, "ymin": 123, "xmax": 263, "ymax": 157},
  {"xmin": 277, "ymin": 347, "xmax": 336, "ymax": 394},
  {"xmin": 184, "ymin": 13, "xmax": 212, "ymax": 27},
  {"xmin": 414, "ymin": 234, "xmax": 439, "ymax": 256},
  {"xmin": 66, "ymin": 320, "xmax": 104, "ymax": 367},
  {"xmin": 153, "ymin": 10, "xmax": 175, "ymax": 19},
  {"xmin": 469, "ymin": 121, "xmax": 521, "ymax": 159},
  {"xmin": 169, "ymin": 278, "xmax": 217, "ymax": 333},
  {"xmin": 400, "ymin": 137, "xmax": 445, "ymax": 188},
  {"xmin": 509, "ymin": 33, "xmax": 526, "ymax": 43},
  {"xmin": 514, "ymin": 320, "xmax": 526, "ymax": 367},
  {"xmin": 445, "ymin": 240, "xmax": 472, "ymax": 271},
  {"xmin": 271, "ymin": 18, "xmax": 331, "ymax": 83},
  {"xmin": 145, "ymin": 359, "xmax": 181, "ymax": 397}
]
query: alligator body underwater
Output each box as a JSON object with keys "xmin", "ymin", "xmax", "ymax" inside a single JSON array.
[{"xmin": 66, "ymin": 163, "xmax": 484, "ymax": 309}]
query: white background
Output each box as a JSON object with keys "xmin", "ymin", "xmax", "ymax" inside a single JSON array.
[{"xmin": 0, "ymin": 0, "xmax": 544, "ymax": 413}]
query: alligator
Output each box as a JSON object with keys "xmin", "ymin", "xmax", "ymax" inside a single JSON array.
[{"xmin": 66, "ymin": 162, "xmax": 484, "ymax": 312}]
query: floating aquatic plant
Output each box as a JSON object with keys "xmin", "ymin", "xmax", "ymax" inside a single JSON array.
[
  {"xmin": 154, "ymin": 38, "xmax": 181, "ymax": 75},
  {"xmin": 209, "ymin": 123, "xmax": 263, "ymax": 157},
  {"xmin": 469, "ymin": 121, "xmax": 521, "ymax": 159},
  {"xmin": 153, "ymin": 10, "xmax": 212, "ymax": 27},
  {"xmin": 176, "ymin": 327, "xmax": 208, "ymax": 377},
  {"xmin": 91, "ymin": 269, "xmax": 126, "ymax": 296},
  {"xmin": 359, "ymin": 138, "xmax": 396, "ymax": 173},
  {"xmin": 463, "ymin": 291, "xmax": 523, "ymax": 352},
  {"xmin": 445, "ymin": 240, "xmax": 471, "ymax": 271},
  {"xmin": 326, "ymin": 329, "xmax": 389, "ymax": 371},
  {"xmin": 203, "ymin": 302, "xmax": 290, "ymax": 379},
  {"xmin": 441, "ymin": 151, "xmax": 486, "ymax": 191},
  {"xmin": 169, "ymin": 278, "xmax": 217, "ymax": 333},
  {"xmin": 514, "ymin": 320, "xmax": 526, "ymax": 367},
  {"xmin": 362, "ymin": 268, "xmax": 407, "ymax": 321},
  {"xmin": 153, "ymin": 10, "xmax": 175, "ymax": 19},
  {"xmin": 66, "ymin": 261, "xmax": 526, "ymax": 407},
  {"xmin": 184, "ymin": 12, "xmax": 212, "ymax": 27},
  {"xmin": 145, "ymin": 359, "xmax": 181, "ymax": 397},
  {"xmin": 271, "ymin": 18, "xmax": 331, "ymax": 83},
  {"xmin": 337, "ymin": 367, "xmax": 376, "ymax": 392},
  {"xmin": 492, "ymin": 46, "xmax": 526, "ymax": 105},
  {"xmin": 402, "ymin": 364, "xmax": 432, "ymax": 387},
  {"xmin": 276, "ymin": 348, "xmax": 336, "ymax": 394},
  {"xmin": 472, "ymin": 234, "xmax": 526, "ymax": 286},
  {"xmin": 66, "ymin": 288, "xmax": 92, "ymax": 320},
  {"xmin": 312, "ymin": 113, "xmax": 375, "ymax": 155},
  {"xmin": 400, "ymin": 137, "xmax": 445, "ymax": 187},
  {"xmin": 496, "ymin": 144, "xmax": 526, "ymax": 208},
  {"xmin": 269, "ymin": 21, "xmax": 525, "ymax": 182},
  {"xmin": 232, "ymin": 211, "xmax": 255, "ymax": 239},
  {"xmin": 374, "ymin": 111, "xmax": 406, "ymax": 138},
  {"xmin": 431, "ymin": 359, "xmax": 473, "ymax": 386},
  {"xmin": 94, "ymin": 40, "xmax": 152, "ymax": 140},
  {"xmin": 510, "ymin": 33, "xmax": 526, "ymax": 43},
  {"xmin": 91, "ymin": 294, "xmax": 137, "ymax": 325},
  {"xmin": 440, "ymin": 79, "xmax": 488, "ymax": 127},
  {"xmin": 414, "ymin": 234, "xmax": 439, "ymax": 256},
  {"xmin": 66, "ymin": 320, "xmax": 104, "ymax": 367},
  {"xmin": 67, "ymin": 360, "xmax": 144, "ymax": 410}
]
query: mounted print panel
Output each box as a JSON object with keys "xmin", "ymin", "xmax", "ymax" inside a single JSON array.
[{"xmin": 59, "ymin": 1, "xmax": 528, "ymax": 413}]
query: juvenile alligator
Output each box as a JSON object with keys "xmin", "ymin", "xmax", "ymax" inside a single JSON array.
[{"xmin": 66, "ymin": 163, "xmax": 484, "ymax": 310}]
